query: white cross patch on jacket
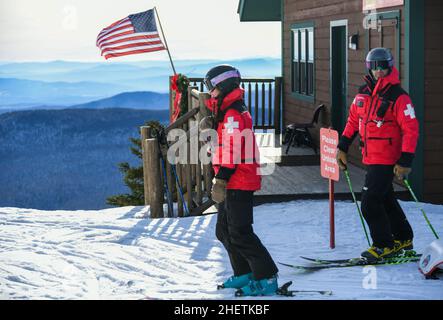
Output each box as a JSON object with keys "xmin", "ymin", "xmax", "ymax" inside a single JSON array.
[
  {"xmin": 225, "ymin": 116, "xmax": 239, "ymax": 133},
  {"xmin": 404, "ymin": 104, "xmax": 416, "ymax": 119}
]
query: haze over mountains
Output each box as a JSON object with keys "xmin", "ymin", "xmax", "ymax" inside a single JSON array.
[
  {"xmin": 0, "ymin": 58, "xmax": 281, "ymax": 111},
  {"xmin": 0, "ymin": 58, "xmax": 280, "ymax": 209}
]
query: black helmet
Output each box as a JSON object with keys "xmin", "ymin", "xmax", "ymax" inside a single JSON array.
[
  {"xmin": 203, "ymin": 65, "xmax": 241, "ymax": 94},
  {"xmin": 365, "ymin": 47, "xmax": 394, "ymax": 71}
]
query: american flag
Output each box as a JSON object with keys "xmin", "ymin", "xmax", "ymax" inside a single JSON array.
[{"xmin": 96, "ymin": 9, "xmax": 166, "ymax": 59}]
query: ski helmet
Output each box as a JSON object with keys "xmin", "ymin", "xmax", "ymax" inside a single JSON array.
[
  {"xmin": 203, "ymin": 65, "xmax": 241, "ymax": 94},
  {"xmin": 419, "ymin": 239, "xmax": 443, "ymax": 279},
  {"xmin": 365, "ymin": 47, "xmax": 395, "ymax": 71}
]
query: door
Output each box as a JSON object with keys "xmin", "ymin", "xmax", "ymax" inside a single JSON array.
[{"xmin": 330, "ymin": 22, "xmax": 348, "ymax": 133}]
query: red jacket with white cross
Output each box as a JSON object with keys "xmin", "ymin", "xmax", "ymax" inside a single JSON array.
[
  {"xmin": 338, "ymin": 67, "xmax": 419, "ymax": 167},
  {"xmin": 205, "ymin": 88, "xmax": 261, "ymax": 191}
]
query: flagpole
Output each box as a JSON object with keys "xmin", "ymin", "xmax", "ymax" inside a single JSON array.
[{"xmin": 154, "ymin": 6, "xmax": 177, "ymax": 75}]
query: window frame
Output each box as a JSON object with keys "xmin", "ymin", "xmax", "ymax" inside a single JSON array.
[{"xmin": 291, "ymin": 22, "xmax": 315, "ymax": 103}]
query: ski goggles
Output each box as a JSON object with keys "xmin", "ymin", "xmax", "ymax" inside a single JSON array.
[
  {"xmin": 203, "ymin": 70, "xmax": 241, "ymax": 92},
  {"xmin": 365, "ymin": 59, "xmax": 394, "ymax": 71}
]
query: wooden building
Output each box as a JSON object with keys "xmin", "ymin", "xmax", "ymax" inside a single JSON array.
[{"xmin": 238, "ymin": 0, "xmax": 443, "ymax": 203}]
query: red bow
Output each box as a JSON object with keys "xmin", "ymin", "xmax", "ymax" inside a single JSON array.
[{"xmin": 170, "ymin": 74, "xmax": 181, "ymax": 123}]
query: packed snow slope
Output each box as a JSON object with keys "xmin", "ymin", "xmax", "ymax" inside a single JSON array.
[{"xmin": 0, "ymin": 200, "xmax": 442, "ymax": 300}]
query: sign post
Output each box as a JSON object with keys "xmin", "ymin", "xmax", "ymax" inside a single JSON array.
[{"xmin": 320, "ymin": 128, "xmax": 339, "ymax": 249}]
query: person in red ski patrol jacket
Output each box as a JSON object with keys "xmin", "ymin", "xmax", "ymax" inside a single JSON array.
[
  {"xmin": 336, "ymin": 48, "xmax": 419, "ymax": 262},
  {"xmin": 202, "ymin": 65, "xmax": 278, "ymax": 296}
]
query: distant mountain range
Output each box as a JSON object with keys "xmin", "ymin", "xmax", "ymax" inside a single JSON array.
[
  {"xmin": 0, "ymin": 58, "xmax": 281, "ymax": 83},
  {"xmin": 0, "ymin": 77, "xmax": 131, "ymax": 107},
  {"xmin": 0, "ymin": 58, "xmax": 281, "ymax": 111},
  {"xmin": 0, "ymin": 58, "xmax": 281, "ymax": 210},
  {"xmin": 0, "ymin": 108, "xmax": 170, "ymax": 210},
  {"xmin": 70, "ymin": 91, "xmax": 169, "ymax": 110}
]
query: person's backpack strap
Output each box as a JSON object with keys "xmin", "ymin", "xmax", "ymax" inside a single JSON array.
[
  {"xmin": 227, "ymin": 100, "xmax": 248, "ymax": 114},
  {"xmin": 376, "ymin": 84, "xmax": 408, "ymax": 118}
]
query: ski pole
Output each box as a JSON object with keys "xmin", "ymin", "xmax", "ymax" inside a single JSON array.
[
  {"xmin": 160, "ymin": 129, "xmax": 190, "ymax": 217},
  {"xmin": 155, "ymin": 130, "xmax": 174, "ymax": 217},
  {"xmin": 155, "ymin": 128, "xmax": 190, "ymax": 217},
  {"xmin": 403, "ymin": 179, "xmax": 439, "ymax": 239},
  {"xmin": 344, "ymin": 168, "xmax": 371, "ymax": 247},
  {"xmin": 159, "ymin": 151, "xmax": 174, "ymax": 217},
  {"xmin": 169, "ymin": 161, "xmax": 190, "ymax": 217}
]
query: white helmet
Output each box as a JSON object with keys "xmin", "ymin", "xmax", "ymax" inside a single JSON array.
[{"xmin": 419, "ymin": 239, "xmax": 443, "ymax": 279}]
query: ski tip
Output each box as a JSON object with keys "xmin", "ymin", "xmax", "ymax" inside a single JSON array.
[
  {"xmin": 278, "ymin": 262, "xmax": 319, "ymax": 271},
  {"xmin": 320, "ymin": 290, "xmax": 333, "ymax": 296},
  {"xmin": 300, "ymin": 256, "xmax": 321, "ymax": 262},
  {"xmin": 278, "ymin": 261, "xmax": 301, "ymax": 268}
]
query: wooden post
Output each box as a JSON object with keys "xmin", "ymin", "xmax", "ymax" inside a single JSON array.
[
  {"xmin": 197, "ymin": 92, "xmax": 211, "ymax": 206},
  {"xmin": 160, "ymin": 145, "xmax": 173, "ymax": 218},
  {"xmin": 274, "ymin": 77, "xmax": 282, "ymax": 135},
  {"xmin": 185, "ymin": 121, "xmax": 193, "ymax": 214},
  {"xmin": 141, "ymin": 126, "xmax": 152, "ymax": 206},
  {"xmin": 196, "ymin": 161, "xmax": 202, "ymax": 206},
  {"xmin": 145, "ymin": 138, "xmax": 163, "ymax": 218},
  {"xmin": 176, "ymin": 163, "xmax": 184, "ymax": 217},
  {"xmin": 198, "ymin": 92, "xmax": 213, "ymax": 199},
  {"xmin": 166, "ymin": 151, "xmax": 175, "ymax": 217},
  {"xmin": 181, "ymin": 123, "xmax": 188, "ymax": 191}
]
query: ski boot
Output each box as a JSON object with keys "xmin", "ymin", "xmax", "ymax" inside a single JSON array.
[
  {"xmin": 217, "ymin": 273, "xmax": 252, "ymax": 290},
  {"xmin": 394, "ymin": 239, "xmax": 416, "ymax": 257},
  {"xmin": 361, "ymin": 245, "xmax": 400, "ymax": 263},
  {"xmin": 235, "ymin": 275, "xmax": 278, "ymax": 297}
]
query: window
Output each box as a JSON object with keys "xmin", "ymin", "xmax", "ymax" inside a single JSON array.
[{"xmin": 291, "ymin": 24, "xmax": 314, "ymax": 98}]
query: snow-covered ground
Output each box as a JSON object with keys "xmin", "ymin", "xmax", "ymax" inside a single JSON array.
[{"xmin": 0, "ymin": 200, "xmax": 442, "ymax": 300}]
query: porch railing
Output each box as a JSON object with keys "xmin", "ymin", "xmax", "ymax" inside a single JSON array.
[
  {"xmin": 185, "ymin": 77, "xmax": 282, "ymax": 134},
  {"xmin": 141, "ymin": 87, "xmax": 214, "ymax": 218},
  {"xmin": 142, "ymin": 76, "xmax": 283, "ymax": 218}
]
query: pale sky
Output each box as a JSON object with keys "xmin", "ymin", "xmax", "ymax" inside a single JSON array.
[{"xmin": 0, "ymin": 0, "xmax": 281, "ymax": 62}]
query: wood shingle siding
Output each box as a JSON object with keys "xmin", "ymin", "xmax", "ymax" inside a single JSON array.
[
  {"xmin": 423, "ymin": 0, "xmax": 443, "ymax": 202},
  {"xmin": 279, "ymin": 0, "xmax": 442, "ymax": 203}
]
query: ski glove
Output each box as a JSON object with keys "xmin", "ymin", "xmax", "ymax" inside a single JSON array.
[
  {"xmin": 393, "ymin": 164, "xmax": 411, "ymax": 180},
  {"xmin": 336, "ymin": 149, "xmax": 348, "ymax": 170},
  {"xmin": 211, "ymin": 178, "xmax": 227, "ymax": 204}
]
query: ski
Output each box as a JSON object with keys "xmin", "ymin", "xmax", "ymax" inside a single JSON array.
[
  {"xmin": 276, "ymin": 281, "xmax": 332, "ymax": 297},
  {"xmin": 234, "ymin": 281, "xmax": 332, "ymax": 297},
  {"xmin": 300, "ymin": 252, "xmax": 422, "ymax": 265},
  {"xmin": 279, "ymin": 254, "xmax": 421, "ymax": 271}
]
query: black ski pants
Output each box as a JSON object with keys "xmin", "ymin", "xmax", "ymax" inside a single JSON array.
[
  {"xmin": 216, "ymin": 189, "xmax": 278, "ymax": 280},
  {"xmin": 361, "ymin": 165, "xmax": 414, "ymax": 248}
]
